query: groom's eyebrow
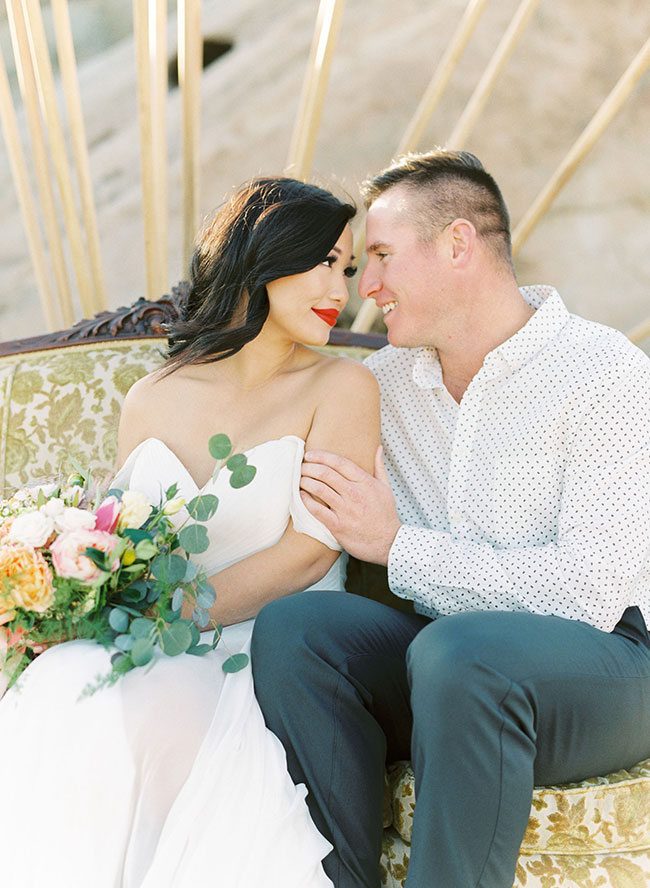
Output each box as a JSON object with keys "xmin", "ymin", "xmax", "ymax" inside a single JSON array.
[{"xmin": 367, "ymin": 241, "xmax": 391, "ymax": 254}]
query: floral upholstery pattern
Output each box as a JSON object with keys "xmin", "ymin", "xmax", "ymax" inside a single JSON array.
[
  {"xmin": 380, "ymin": 759, "xmax": 650, "ymax": 887},
  {"xmin": 0, "ymin": 338, "xmax": 376, "ymax": 496},
  {"xmin": 0, "ymin": 340, "xmax": 168, "ymax": 495},
  {"xmin": 4, "ymin": 335, "xmax": 650, "ymax": 887}
]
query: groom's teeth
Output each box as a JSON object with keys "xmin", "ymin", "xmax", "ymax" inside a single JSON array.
[{"xmin": 382, "ymin": 301, "xmax": 398, "ymax": 315}]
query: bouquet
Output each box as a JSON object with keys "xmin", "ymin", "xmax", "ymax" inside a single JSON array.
[{"xmin": 0, "ymin": 434, "xmax": 255, "ymax": 695}]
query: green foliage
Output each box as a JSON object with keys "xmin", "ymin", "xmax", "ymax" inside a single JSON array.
[
  {"xmin": 1, "ymin": 435, "xmax": 259, "ymax": 692},
  {"xmin": 222, "ymin": 653, "xmax": 249, "ymax": 673},
  {"xmin": 208, "ymin": 433, "xmax": 232, "ymax": 460}
]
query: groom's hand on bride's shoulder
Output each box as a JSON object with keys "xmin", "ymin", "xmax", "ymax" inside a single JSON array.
[{"xmin": 300, "ymin": 445, "xmax": 402, "ymax": 566}]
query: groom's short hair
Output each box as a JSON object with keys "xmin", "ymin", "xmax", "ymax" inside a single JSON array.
[{"xmin": 361, "ymin": 149, "xmax": 513, "ymax": 268}]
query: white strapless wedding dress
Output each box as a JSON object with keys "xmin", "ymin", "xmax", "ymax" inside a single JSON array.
[{"xmin": 0, "ymin": 436, "xmax": 345, "ymax": 887}]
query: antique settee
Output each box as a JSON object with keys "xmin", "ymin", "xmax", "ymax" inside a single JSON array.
[{"xmin": 2, "ymin": 289, "xmax": 650, "ymax": 888}]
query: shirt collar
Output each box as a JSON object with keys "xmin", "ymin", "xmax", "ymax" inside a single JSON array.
[
  {"xmin": 486, "ymin": 286, "xmax": 570, "ymax": 373},
  {"xmin": 411, "ymin": 286, "xmax": 570, "ymax": 390}
]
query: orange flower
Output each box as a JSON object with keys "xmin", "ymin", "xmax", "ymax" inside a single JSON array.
[{"xmin": 0, "ymin": 544, "xmax": 55, "ymax": 616}]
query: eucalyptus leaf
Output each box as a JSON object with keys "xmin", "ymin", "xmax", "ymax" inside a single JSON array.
[
  {"xmin": 146, "ymin": 584, "xmax": 161, "ymax": 603},
  {"xmin": 120, "ymin": 583, "xmax": 147, "ymax": 603},
  {"xmin": 186, "ymin": 494, "xmax": 219, "ymax": 522},
  {"xmin": 188, "ymin": 621, "xmax": 201, "ymax": 647},
  {"xmin": 130, "ymin": 617, "xmax": 154, "ymax": 639},
  {"xmin": 178, "ymin": 524, "xmax": 209, "ymax": 555},
  {"xmin": 229, "ymin": 465, "xmax": 257, "ymax": 489},
  {"xmin": 110, "ymin": 652, "xmax": 132, "ymax": 674},
  {"xmin": 151, "ymin": 553, "xmax": 187, "ymax": 583},
  {"xmin": 208, "ymin": 433, "xmax": 232, "ymax": 460},
  {"xmin": 131, "ymin": 638, "xmax": 155, "ymax": 667},
  {"xmin": 197, "ymin": 584, "xmax": 216, "ymax": 609},
  {"xmin": 226, "ymin": 453, "xmax": 247, "ymax": 471},
  {"xmin": 108, "ymin": 608, "xmax": 129, "ymax": 633},
  {"xmin": 171, "ymin": 587, "xmax": 184, "ymax": 612},
  {"xmin": 192, "ymin": 607, "xmax": 210, "ymax": 628},
  {"xmin": 120, "ymin": 585, "xmax": 143, "ymax": 603},
  {"xmin": 115, "ymin": 634, "xmax": 134, "ymax": 652},
  {"xmin": 161, "ymin": 620, "xmax": 193, "ymax": 656},
  {"xmin": 186, "ymin": 644, "xmax": 212, "ymax": 657},
  {"xmin": 183, "ymin": 561, "xmax": 198, "ymax": 582},
  {"xmin": 222, "ymin": 653, "xmax": 249, "ymax": 673}
]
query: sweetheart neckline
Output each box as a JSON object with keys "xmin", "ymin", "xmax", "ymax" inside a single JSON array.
[{"xmin": 121, "ymin": 435, "xmax": 306, "ymax": 493}]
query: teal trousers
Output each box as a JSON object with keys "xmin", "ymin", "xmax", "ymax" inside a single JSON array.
[{"xmin": 251, "ymin": 592, "xmax": 650, "ymax": 888}]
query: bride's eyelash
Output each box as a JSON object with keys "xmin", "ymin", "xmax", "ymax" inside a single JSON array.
[{"xmin": 321, "ymin": 256, "xmax": 357, "ymax": 278}]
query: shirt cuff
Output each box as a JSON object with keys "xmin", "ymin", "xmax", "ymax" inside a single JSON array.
[{"xmin": 388, "ymin": 524, "xmax": 419, "ymax": 599}]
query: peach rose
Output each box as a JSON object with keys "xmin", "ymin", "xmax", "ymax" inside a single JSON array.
[
  {"xmin": 0, "ymin": 544, "xmax": 55, "ymax": 615},
  {"xmin": 50, "ymin": 529, "xmax": 121, "ymax": 582},
  {"xmin": 0, "ymin": 518, "xmax": 14, "ymax": 542}
]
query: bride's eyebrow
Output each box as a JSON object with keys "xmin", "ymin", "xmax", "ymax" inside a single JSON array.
[{"xmin": 330, "ymin": 245, "xmax": 356, "ymax": 263}]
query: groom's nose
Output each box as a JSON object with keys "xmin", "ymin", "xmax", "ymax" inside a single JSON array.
[{"xmin": 358, "ymin": 263, "xmax": 380, "ymax": 301}]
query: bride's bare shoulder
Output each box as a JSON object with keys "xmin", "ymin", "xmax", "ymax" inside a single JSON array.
[
  {"xmin": 117, "ymin": 366, "xmax": 182, "ymax": 461},
  {"xmin": 308, "ymin": 350, "xmax": 379, "ymax": 399}
]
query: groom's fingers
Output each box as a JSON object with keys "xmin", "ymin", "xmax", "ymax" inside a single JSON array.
[
  {"xmin": 299, "ymin": 472, "xmax": 345, "ymax": 509},
  {"xmin": 303, "ymin": 449, "xmax": 369, "ymax": 483}
]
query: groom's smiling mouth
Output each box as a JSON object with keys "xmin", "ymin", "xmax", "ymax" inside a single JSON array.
[{"xmin": 381, "ymin": 300, "xmax": 398, "ymax": 316}]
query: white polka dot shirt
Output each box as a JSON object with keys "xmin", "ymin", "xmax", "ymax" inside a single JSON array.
[{"xmin": 364, "ymin": 286, "xmax": 650, "ymax": 632}]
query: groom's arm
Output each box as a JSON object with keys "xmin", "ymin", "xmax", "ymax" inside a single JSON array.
[
  {"xmin": 301, "ymin": 373, "xmax": 650, "ymax": 633},
  {"xmin": 300, "ymin": 446, "xmax": 402, "ymax": 566}
]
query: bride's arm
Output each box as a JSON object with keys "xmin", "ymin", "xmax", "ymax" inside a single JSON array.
[{"xmin": 190, "ymin": 361, "xmax": 381, "ymax": 625}]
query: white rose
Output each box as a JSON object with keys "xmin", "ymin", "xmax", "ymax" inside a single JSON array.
[
  {"xmin": 117, "ymin": 491, "xmax": 152, "ymax": 530},
  {"xmin": 8, "ymin": 510, "xmax": 55, "ymax": 547},
  {"xmin": 54, "ymin": 506, "xmax": 96, "ymax": 534},
  {"xmin": 40, "ymin": 498, "xmax": 65, "ymax": 519}
]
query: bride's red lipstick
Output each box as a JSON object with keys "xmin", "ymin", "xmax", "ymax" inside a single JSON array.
[{"xmin": 311, "ymin": 308, "xmax": 340, "ymax": 327}]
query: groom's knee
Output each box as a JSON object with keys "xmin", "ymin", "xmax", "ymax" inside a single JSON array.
[{"xmin": 252, "ymin": 592, "xmax": 329, "ymax": 683}]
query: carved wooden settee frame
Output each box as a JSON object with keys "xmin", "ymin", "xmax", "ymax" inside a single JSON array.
[{"xmin": 0, "ymin": 283, "xmax": 388, "ymax": 356}]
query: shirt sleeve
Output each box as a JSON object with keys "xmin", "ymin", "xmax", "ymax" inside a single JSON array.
[{"xmin": 388, "ymin": 365, "xmax": 650, "ymax": 632}]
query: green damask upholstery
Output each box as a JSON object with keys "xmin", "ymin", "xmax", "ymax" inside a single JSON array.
[
  {"xmin": 3, "ymin": 333, "xmax": 649, "ymax": 887},
  {"xmin": 380, "ymin": 760, "xmax": 650, "ymax": 887},
  {"xmin": 0, "ymin": 340, "xmax": 168, "ymax": 495}
]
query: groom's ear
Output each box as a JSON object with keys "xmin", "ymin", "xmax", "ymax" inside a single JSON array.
[{"xmin": 445, "ymin": 218, "xmax": 475, "ymax": 268}]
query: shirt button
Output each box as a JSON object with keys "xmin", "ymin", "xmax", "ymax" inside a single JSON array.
[
  {"xmin": 450, "ymin": 510, "xmax": 462, "ymax": 523},
  {"xmin": 455, "ymin": 444, "xmax": 469, "ymax": 459}
]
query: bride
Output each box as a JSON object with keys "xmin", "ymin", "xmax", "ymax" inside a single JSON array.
[{"xmin": 0, "ymin": 177, "xmax": 380, "ymax": 887}]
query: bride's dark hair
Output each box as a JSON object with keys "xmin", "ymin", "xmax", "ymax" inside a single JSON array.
[{"xmin": 165, "ymin": 177, "xmax": 356, "ymax": 370}]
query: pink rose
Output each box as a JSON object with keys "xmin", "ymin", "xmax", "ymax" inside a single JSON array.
[
  {"xmin": 50, "ymin": 529, "xmax": 121, "ymax": 582},
  {"xmin": 94, "ymin": 496, "xmax": 121, "ymax": 533}
]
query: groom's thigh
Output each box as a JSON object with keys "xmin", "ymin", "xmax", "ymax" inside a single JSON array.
[
  {"xmin": 408, "ymin": 610, "xmax": 650, "ymax": 784},
  {"xmin": 252, "ymin": 590, "xmax": 429, "ymax": 760}
]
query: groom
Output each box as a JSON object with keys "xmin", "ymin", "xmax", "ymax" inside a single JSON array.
[{"xmin": 251, "ymin": 149, "xmax": 650, "ymax": 887}]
